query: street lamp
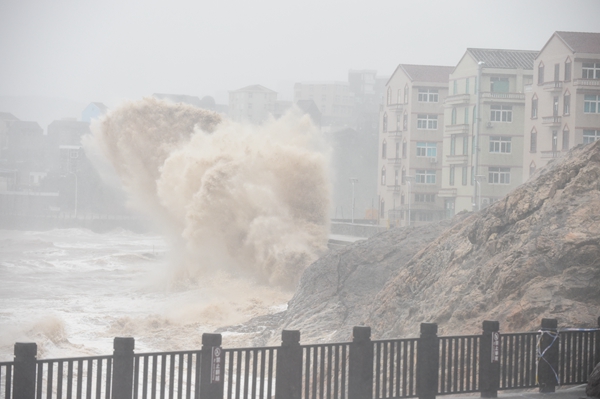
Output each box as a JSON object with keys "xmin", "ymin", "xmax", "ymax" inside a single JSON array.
[
  {"xmin": 349, "ymin": 178, "xmax": 358, "ymax": 224},
  {"xmin": 405, "ymin": 175, "xmax": 414, "ymax": 226}
]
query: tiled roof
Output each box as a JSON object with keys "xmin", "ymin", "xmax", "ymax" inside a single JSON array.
[
  {"xmin": 91, "ymin": 102, "xmax": 109, "ymax": 113},
  {"xmin": 0, "ymin": 112, "xmax": 19, "ymax": 121},
  {"xmin": 556, "ymin": 31, "xmax": 600, "ymax": 54},
  {"xmin": 399, "ymin": 64, "xmax": 453, "ymax": 83},
  {"xmin": 231, "ymin": 84, "xmax": 277, "ymax": 93},
  {"xmin": 467, "ymin": 48, "xmax": 538, "ymax": 70}
]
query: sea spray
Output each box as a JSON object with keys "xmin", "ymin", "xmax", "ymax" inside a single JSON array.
[{"xmin": 91, "ymin": 97, "xmax": 330, "ymax": 289}]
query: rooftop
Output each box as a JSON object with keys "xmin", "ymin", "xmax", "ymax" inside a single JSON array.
[
  {"xmin": 467, "ymin": 48, "xmax": 538, "ymax": 70},
  {"xmin": 555, "ymin": 31, "xmax": 600, "ymax": 54},
  {"xmin": 397, "ymin": 64, "xmax": 454, "ymax": 84}
]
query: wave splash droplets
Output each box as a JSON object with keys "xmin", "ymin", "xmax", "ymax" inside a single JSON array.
[{"xmin": 92, "ymin": 98, "xmax": 330, "ymax": 289}]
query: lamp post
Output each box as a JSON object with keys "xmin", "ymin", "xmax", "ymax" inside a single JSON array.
[
  {"xmin": 405, "ymin": 175, "xmax": 414, "ymax": 226},
  {"xmin": 349, "ymin": 178, "xmax": 358, "ymax": 224}
]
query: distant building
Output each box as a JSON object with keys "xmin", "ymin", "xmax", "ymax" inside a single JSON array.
[
  {"xmin": 81, "ymin": 102, "xmax": 109, "ymax": 123},
  {"xmin": 296, "ymin": 99, "xmax": 322, "ymax": 127},
  {"xmin": 228, "ymin": 85, "xmax": 278, "ymax": 124},
  {"xmin": 348, "ymin": 70, "xmax": 388, "ymax": 133},
  {"xmin": 294, "ymin": 82, "xmax": 355, "ymax": 129},
  {"xmin": 46, "ymin": 119, "xmax": 91, "ymax": 175},
  {"xmin": 0, "ymin": 117, "xmax": 45, "ymax": 190},
  {"xmin": 378, "ymin": 64, "xmax": 453, "ymax": 227},
  {"xmin": 440, "ymin": 48, "xmax": 537, "ymax": 215},
  {"xmin": 523, "ymin": 31, "xmax": 600, "ymax": 180}
]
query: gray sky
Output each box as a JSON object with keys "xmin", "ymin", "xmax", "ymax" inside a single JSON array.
[{"xmin": 1, "ymin": 0, "xmax": 599, "ymax": 107}]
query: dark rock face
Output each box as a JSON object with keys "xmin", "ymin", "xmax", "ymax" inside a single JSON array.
[
  {"xmin": 244, "ymin": 141, "xmax": 600, "ymax": 344},
  {"xmin": 588, "ymin": 362, "xmax": 600, "ymax": 398}
]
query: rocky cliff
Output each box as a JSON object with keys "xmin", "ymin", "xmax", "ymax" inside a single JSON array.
[{"xmin": 239, "ymin": 141, "xmax": 600, "ymax": 345}]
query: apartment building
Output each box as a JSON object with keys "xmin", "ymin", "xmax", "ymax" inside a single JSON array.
[
  {"xmin": 524, "ymin": 31, "xmax": 600, "ymax": 180},
  {"xmin": 293, "ymin": 82, "xmax": 355, "ymax": 128},
  {"xmin": 377, "ymin": 64, "xmax": 453, "ymax": 227},
  {"xmin": 440, "ymin": 48, "xmax": 537, "ymax": 215},
  {"xmin": 228, "ymin": 85, "xmax": 278, "ymax": 124}
]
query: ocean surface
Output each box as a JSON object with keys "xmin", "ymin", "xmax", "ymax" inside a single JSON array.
[{"xmin": 0, "ymin": 228, "xmax": 290, "ymax": 362}]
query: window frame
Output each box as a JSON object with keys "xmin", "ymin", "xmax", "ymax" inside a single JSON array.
[
  {"xmin": 583, "ymin": 130, "xmax": 600, "ymax": 144},
  {"xmin": 488, "ymin": 167, "xmax": 511, "ymax": 185},
  {"xmin": 417, "ymin": 114, "xmax": 438, "ymax": 130},
  {"xmin": 584, "ymin": 95, "xmax": 600, "ymax": 113},
  {"xmin": 415, "ymin": 169, "xmax": 436, "ymax": 184},
  {"xmin": 417, "ymin": 89, "xmax": 439, "ymax": 103},
  {"xmin": 490, "ymin": 105, "xmax": 513, "ymax": 122},
  {"xmin": 489, "ymin": 136, "xmax": 512, "ymax": 154}
]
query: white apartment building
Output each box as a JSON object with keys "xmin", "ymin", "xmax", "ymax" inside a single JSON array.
[
  {"xmin": 377, "ymin": 64, "xmax": 453, "ymax": 227},
  {"xmin": 229, "ymin": 85, "xmax": 278, "ymax": 124},
  {"xmin": 294, "ymin": 82, "xmax": 355, "ymax": 128},
  {"xmin": 524, "ymin": 31, "xmax": 600, "ymax": 180},
  {"xmin": 440, "ymin": 48, "xmax": 537, "ymax": 215}
]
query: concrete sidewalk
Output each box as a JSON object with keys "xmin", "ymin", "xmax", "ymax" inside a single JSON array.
[{"xmin": 445, "ymin": 385, "xmax": 591, "ymax": 399}]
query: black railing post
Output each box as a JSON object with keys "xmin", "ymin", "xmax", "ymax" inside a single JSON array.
[
  {"xmin": 417, "ymin": 323, "xmax": 438, "ymax": 399},
  {"xmin": 538, "ymin": 318, "xmax": 559, "ymax": 393},
  {"xmin": 349, "ymin": 326, "xmax": 373, "ymax": 399},
  {"xmin": 14, "ymin": 342, "xmax": 37, "ymax": 399},
  {"xmin": 479, "ymin": 320, "xmax": 500, "ymax": 398},
  {"xmin": 112, "ymin": 337, "xmax": 135, "ymax": 399},
  {"xmin": 275, "ymin": 330, "xmax": 302, "ymax": 399},
  {"xmin": 200, "ymin": 333, "xmax": 224, "ymax": 399}
]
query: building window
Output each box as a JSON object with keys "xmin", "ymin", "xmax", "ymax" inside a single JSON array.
[
  {"xmin": 531, "ymin": 95, "xmax": 538, "ymax": 118},
  {"xmin": 530, "ymin": 128, "xmax": 537, "ymax": 153},
  {"xmin": 450, "ymin": 135, "xmax": 456, "ymax": 155},
  {"xmin": 564, "ymin": 59, "xmax": 572, "ymax": 81},
  {"xmin": 562, "ymin": 127, "xmax": 569, "ymax": 150},
  {"xmin": 402, "ymin": 168, "xmax": 406, "ymax": 184},
  {"xmin": 416, "ymin": 142, "xmax": 437, "ymax": 157},
  {"xmin": 583, "ymin": 130, "xmax": 600, "ymax": 144},
  {"xmin": 415, "ymin": 170, "xmax": 436, "ymax": 184},
  {"xmin": 554, "ymin": 64, "xmax": 560, "ymax": 82},
  {"xmin": 449, "ymin": 165, "xmax": 455, "ymax": 186},
  {"xmin": 402, "ymin": 141, "xmax": 407, "ymax": 158},
  {"xmin": 464, "ymin": 107, "xmax": 469, "ymax": 124},
  {"xmin": 563, "ymin": 92, "xmax": 571, "ymax": 115},
  {"xmin": 490, "ymin": 105, "xmax": 512, "ymax": 122},
  {"xmin": 387, "ymin": 87, "xmax": 392, "ymax": 105},
  {"xmin": 404, "ymin": 85, "xmax": 409, "ymax": 103},
  {"xmin": 395, "ymin": 142, "xmax": 400, "ymax": 158},
  {"xmin": 465, "ymin": 78, "xmax": 470, "ymax": 94},
  {"xmin": 584, "ymin": 95, "xmax": 600, "ymax": 113},
  {"xmin": 418, "ymin": 89, "xmax": 439, "ymax": 102},
  {"xmin": 453, "ymin": 80, "xmax": 457, "ymax": 95},
  {"xmin": 462, "ymin": 136, "xmax": 468, "ymax": 155},
  {"xmin": 380, "ymin": 199, "xmax": 385, "ymax": 218},
  {"xmin": 383, "ymin": 112, "xmax": 388, "ymax": 132},
  {"xmin": 538, "ymin": 62, "xmax": 544, "ymax": 85},
  {"xmin": 403, "ymin": 113, "xmax": 408, "ymax": 130},
  {"xmin": 529, "ymin": 161, "xmax": 536, "ymax": 178},
  {"xmin": 489, "ymin": 136, "xmax": 512, "ymax": 153},
  {"xmin": 582, "ymin": 63, "xmax": 600, "ymax": 79},
  {"xmin": 490, "ymin": 77, "xmax": 509, "ymax": 93},
  {"xmin": 397, "ymin": 89, "xmax": 402, "ymax": 104},
  {"xmin": 552, "ymin": 131, "xmax": 558, "ymax": 154},
  {"xmin": 417, "ymin": 114, "xmax": 438, "ymax": 130},
  {"xmin": 381, "ymin": 167, "xmax": 386, "ymax": 185},
  {"xmin": 382, "ymin": 139, "xmax": 387, "ymax": 159},
  {"xmin": 395, "ymin": 170, "xmax": 399, "ymax": 186},
  {"xmin": 451, "ymin": 108, "xmax": 457, "ymax": 125},
  {"xmin": 489, "ymin": 167, "xmax": 511, "ymax": 184},
  {"xmin": 415, "ymin": 193, "xmax": 436, "ymax": 202},
  {"xmin": 462, "ymin": 166, "xmax": 468, "ymax": 185}
]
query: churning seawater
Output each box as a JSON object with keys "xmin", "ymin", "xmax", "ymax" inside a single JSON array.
[{"xmin": 0, "ymin": 228, "xmax": 291, "ymax": 362}]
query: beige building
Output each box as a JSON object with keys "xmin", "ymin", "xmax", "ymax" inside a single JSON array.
[
  {"xmin": 440, "ymin": 48, "xmax": 537, "ymax": 215},
  {"xmin": 523, "ymin": 31, "xmax": 600, "ymax": 180},
  {"xmin": 377, "ymin": 64, "xmax": 453, "ymax": 227},
  {"xmin": 294, "ymin": 82, "xmax": 355, "ymax": 128},
  {"xmin": 228, "ymin": 85, "xmax": 278, "ymax": 124}
]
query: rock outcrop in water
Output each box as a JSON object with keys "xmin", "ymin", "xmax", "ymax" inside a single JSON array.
[{"xmin": 241, "ymin": 141, "xmax": 600, "ymax": 345}]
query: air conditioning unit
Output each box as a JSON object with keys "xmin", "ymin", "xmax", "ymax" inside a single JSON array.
[
  {"xmin": 486, "ymin": 122, "xmax": 493, "ymax": 128},
  {"xmin": 482, "ymin": 198, "xmax": 490, "ymax": 205},
  {"xmin": 429, "ymin": 157, "xmax": 437, "ymax": 164}
]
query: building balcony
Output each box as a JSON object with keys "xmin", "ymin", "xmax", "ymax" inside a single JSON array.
[
  {"xmin": 542, "ymin": 116, "xmax": 562, "ymax": 126},
  {"xmin": 573, "ymin": 79, "xmax": 600, "ymax": 87},
  {"xmin": 387, "ymin": 157, "xmax": 402, "ymax": 165},
  {"xmin": 386, "ymin": 130, "xmax": 403, "ymax": 138},
  {"xmin": 524, "ymin": 85, "xmax": 533, "ymax": 93},
  {"xmin": 385, "ymin": 103, "xmax": 405, "ymax": 114},
  {"xmin": 386, "ymin": 184, "xmax": 402, "ymax": 193},
  {"xmin": 445, "ymin": 154, "xmax": 469, "ymax": 165},
  {"xmin": 542, "ymin": 81, "xmax": 563, "ymax": 91},
  {"xmin": 540, "ymin": 150, "xmax": 566, "ymax": 160},
  {"xmin": 444, "ymin": 94, "xmax": 471, "ymax": 105},
  {"xmin": 437, "ymin": 188, "xmax": 457, "ymax": 198},
  {"xmin": 480, "ymin": 92, "xmax": 526, "ymax": 103},
  {"xmin": 445, "ymin": 124, "xmax": 470, "ymax": 134}
]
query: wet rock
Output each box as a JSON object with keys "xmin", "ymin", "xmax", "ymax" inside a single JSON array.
[{"xmin": 587, "ymin": 362, "xmax": 600, "ymax": 398}]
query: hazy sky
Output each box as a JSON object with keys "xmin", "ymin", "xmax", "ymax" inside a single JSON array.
[{"xmin": 1, "ymin": 0, "xmax": 599, "ymax": 106}]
